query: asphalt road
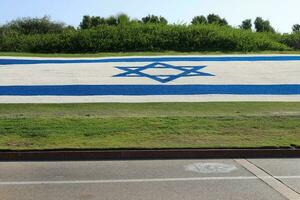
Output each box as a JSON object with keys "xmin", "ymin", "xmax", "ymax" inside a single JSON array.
[{"xmin": 0, "ymin": 159, "xmax": 299, "ymax": 200}]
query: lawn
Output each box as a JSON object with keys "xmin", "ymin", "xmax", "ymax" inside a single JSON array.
[
  {"xmin": 1, "ymin": 51, "xmax": 300, "ymax": 58},
  {"xmin": 0, "ymin": 102, "xmax": 299, "ymax": 150}
]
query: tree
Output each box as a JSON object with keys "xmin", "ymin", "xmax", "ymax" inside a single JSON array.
[
  {"xmin": 106, "ymin": 16, "xmax": 118, "ymax": 26},
  {"xmin": 80, "ymin": 16, "xmax": 107, "ymax": 29},
  {"xmin": 4, "ymin": 16, "xmax": 65, "ymax": 34},
  {"xmin": 207, "ymin": 14, "xmax": 228, "ymax": 26},
  {"xmin": 292, "ymin": 24, "xmax": 300, "ymax": 33},
  {"xmin": 90, "ymin": 16, "xmax": 106, "ymax": 27},
  {"xmin": 131, "ymin": 19, "xmax": 142, "ymax": 24},
  {"xmin": 117, "ymin": 14, "xmax": 130, "ymax": 25},
  {"xmin": 64, "ymin": 25, "xmax": 76, "ymax": 32},
  {"xmin": 142, "ymin": 15, "xmax": 168, "ymax": 24},
  {"xmin": 239, "ymin": 19, "xmax": 252, "ymax": 30},
  {"xmin": 254, "ymin": 17, "xmax": 275, "ymax": 33},
  {"xmin": 80, "ymin": 14, "xmax": 134, "ymax": 28},
  {"xmin": 191, "ymin": 15, "xmax": 207, "ymax": 25},
  {"xmin": 80, "ymin": 15, "xmax": 92, "ymax": 29},
  {"xmin": 158, "ymin": 16, "xmax": 168, "ymax": 25},
  {"xmin": 218, "ymin": 18, "xmax": 228, "ymax": 26}
]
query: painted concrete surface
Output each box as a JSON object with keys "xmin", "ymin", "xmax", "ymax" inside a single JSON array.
[
  {"xmin": 250, "ymin": 159, "xmax": 300, "ymax": 193},
  {"xmin": 1, "ymin": 95, "xmax": 300, "ymax": 103},
  {"xmin": 0, "ymin": 55, "xmax": 300, "ymax": 103},
  {"xmin": 2, "ymin": 61, "xmax": 300, "ymax": 85},
  {"xmin": 1, "ymin": 159, "xmax": 298, "ymax": 200}
]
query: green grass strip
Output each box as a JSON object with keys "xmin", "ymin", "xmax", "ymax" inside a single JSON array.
[
  {"xmin": 1, "ymin": 51, "xmax": 300, "ymax": 58},
  {"xmin": 0, "ymin": 103, "xmax": 299, "ymax": 150}
]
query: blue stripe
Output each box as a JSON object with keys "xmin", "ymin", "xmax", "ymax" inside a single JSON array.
[
  {"xmin": 0, "ymin": 85, "xmax": 299, "ymax": 96},
  {"xmin": 1, "ymin": 56, "xmax": 300, "ymax": 65}
]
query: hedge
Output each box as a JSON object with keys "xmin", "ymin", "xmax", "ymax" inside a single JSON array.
[{"xmin": 0, "ymin": 24, "xmax": 292, "ymax": 53}]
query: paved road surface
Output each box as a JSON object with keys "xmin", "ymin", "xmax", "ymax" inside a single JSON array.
[{"xmin": 0, "ymin": 159, "xmax": 299, "ymax": 200}]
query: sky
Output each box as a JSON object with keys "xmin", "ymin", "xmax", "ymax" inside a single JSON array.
[{"xmin": 0, "ymin": 0, "xmax": 299, "ymax": 33}]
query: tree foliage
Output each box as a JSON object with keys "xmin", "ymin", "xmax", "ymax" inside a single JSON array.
[
  {"xmin": 2, "ymin": 16, "xmax": 66, "ymax": 34},
  {"xmin": 117, "ymin": 14, "xmax": 131, "ymax": 25},
  {"xmin": 192, "ymin": 14, "xmax": 227, "ymax": 26},
  {"xmin": 106, "ymin": 16, "xmax": 118, "ymax": 26},
  {"xmin": 240, "ymin": 19, "xmax": 252, "ymax": 30},
  {"xmin": 191, "ymin": 15, "xmax": 207, "ymax": 25},
  {"xmin": 79, "ymin": 16, "xmax": 92, "ymax": 29},
  {"xmin": 142, "ymin": 15, "xmax": 168, "ymax": 24},
  {"xmin": 0, "ymin": 23, "xmax": 289, "ymax": 53},
  {"xmin": 292, "ymin": 24, "xmax": 300, "ymax": 33},
  {"xmin": 1, "ymin": 15, "xmax": 300, "ymax": 53},
  {"xmin": 80, "ymin": 15, "xmax": 110, "ymax": 29},
  {"xmin": 80, "ymin": 14, "xmax": 133, "ymax": 29},
  {"xmin": 254, "ymin": 17, "xmax": 275, "ymax": 33},
  {"xmin": 207, "ymin": 14, "xmax": 228, "ymax": 26}
]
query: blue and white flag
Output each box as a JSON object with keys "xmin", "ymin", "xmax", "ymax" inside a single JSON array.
[{"xmin": 0, "ymin": 55, "xmax": 300, "ymax": 103}]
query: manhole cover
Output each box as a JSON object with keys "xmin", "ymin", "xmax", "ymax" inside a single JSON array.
[{"xmin": 185, "ymin": 162, "xmax": 238, "ymax": 173}]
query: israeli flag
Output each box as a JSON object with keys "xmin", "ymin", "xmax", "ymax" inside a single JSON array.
[{"xmin": 0, "ymin": 55, "xmax": 300, "ymax": 103}]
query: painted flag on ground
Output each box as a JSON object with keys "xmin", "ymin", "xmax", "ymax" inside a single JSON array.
[{"xmin": 0, "ymin": 55, "xmax": 300, "ymax": 103}]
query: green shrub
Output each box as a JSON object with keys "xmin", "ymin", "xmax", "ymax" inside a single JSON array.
[
  {"xmin": 281, "ymin": 33, "xmax": 300, "ymax": 49},
  {"xmin": 0, "ymin": 24, "xmax": 291, "ymax": 53},
  {"xmin": 1, "ymin": 16, "xmax": 66, "ymax": 35}
]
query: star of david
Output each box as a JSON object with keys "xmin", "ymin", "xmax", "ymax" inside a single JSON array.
[{"xmin": 113, "ymin": 62, "xmax": 214, "ymax": 83}]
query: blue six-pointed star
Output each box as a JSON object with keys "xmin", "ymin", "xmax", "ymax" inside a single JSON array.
[{"xmin": 113, "ymin": 62, "xmax": 214, "ymax": 83}]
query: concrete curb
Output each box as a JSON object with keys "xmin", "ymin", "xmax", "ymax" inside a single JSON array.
[{"xmin": 0, "ymin": 148, "xmax": 299, "ymax": 161}]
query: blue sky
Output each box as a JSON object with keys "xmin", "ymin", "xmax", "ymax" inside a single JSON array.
[{"xmin": 1, "ymin": 0, "xmax": 299, "ymax": 33}]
